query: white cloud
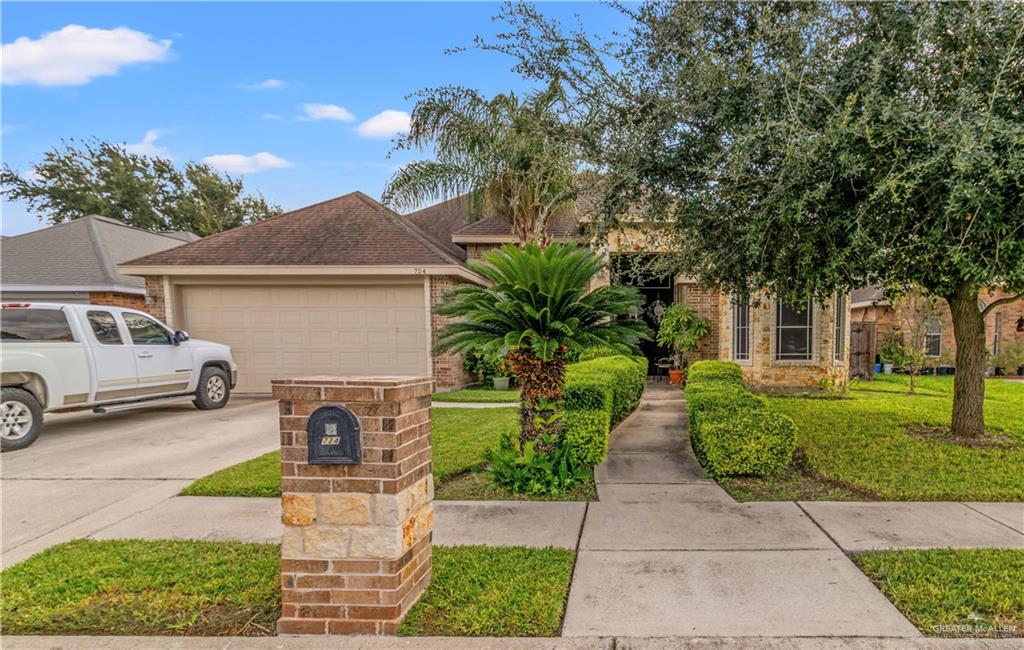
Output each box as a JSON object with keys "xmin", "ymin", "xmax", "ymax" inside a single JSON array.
[
  {"xmin": 298, "ymin": 103, "xmax": 354, "ymax": 122},
  {"xmin": 2, "ymin": 24, "xmax": 171, "ymax": 86},
  {"xmin": 261, "ymin": 113, "xmax": 283, "ymax": 121},
  {"xmin": 202, "ymin": 152, "xmax": 293, "ymax": 174},
  {"xmin": 242, "ymin": 78, "xmax": 286, "ymax": 90},
  {"xmin": 356, "ymin": 110, "xmax": 411, "ymax": 139},
  {"xmin": 125, "ymin": 129, "xmax": 171, "ymax": 158}
]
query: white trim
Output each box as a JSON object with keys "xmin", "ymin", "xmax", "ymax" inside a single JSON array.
[
  {"xmin": 162, "ymin": 276, "xmax": 175, "ymax": 328},
  {"xmin": 773, "ymin": 298, "xmax": 816, "ymax": 363},
  {"xmin": 0, "ymin": 284, "xmax": 145, "ymax": 295},
  {"xmin": 118, "ymin": 264, "xmax": 487, "ymax": 284},
  {"xmin": 451, "ymin": 234, "xmax": 580, "ymax": 244},
  {"xmin": 424, "ymin": 276, "xmax": 434, "ymax": 379}
]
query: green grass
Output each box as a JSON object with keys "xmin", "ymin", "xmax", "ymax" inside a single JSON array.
[
  {"xmin": 433, "ymin": 386, "xmax": 520, "ymax": 403},
  {"xmin": 182, "ymin": 407, "xmax": 518, "ymax": 497},
  {"xmin": 726, "ymin": 375, "xmax": 1024, "ymax": 501},
  {"xmin": 0, "ymin": 539, "xmax": 279, "ymax": 636},
  {"xmin": 435, "ymin": 470, "xmax": 598, "ymax": 501},
  {"xmin": 855, "ymin": 549, "xmax": 1024, "ymax": 637},
  {"xmin": 399, "ymin": 546, "xmax": 575, "ymax": 637}
]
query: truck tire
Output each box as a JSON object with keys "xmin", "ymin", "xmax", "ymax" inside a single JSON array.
[
  {"xmin": 194, "ymin": 366, "xmax": 230, "ymax": 410},
  {"xmin": 2, "ymin": 387, "xmax": 43, "ymax": 452}
]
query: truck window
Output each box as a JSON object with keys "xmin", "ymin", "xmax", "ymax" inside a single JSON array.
[
  {"xmin": 87, "ymin": 310, "xmax": 124, "ymax": 345},
  {"xmin": 123, "ymin": 312, "xmax": 172, "ymax": 345},
  {"xmin": 0, "ymin": 308, "xmax": 76, "ymax": 342}
]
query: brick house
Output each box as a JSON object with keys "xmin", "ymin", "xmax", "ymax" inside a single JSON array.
[
  {"xmin": 0, "ymin": 215, "xmax": 196, "ymax": 309},
  {"xmin": 850, "ymin": 285, "xmax": 1024, "ymax": 376}
]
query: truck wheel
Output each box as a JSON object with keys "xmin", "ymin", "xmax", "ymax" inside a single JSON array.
[
  {"xmin": 194, "ymin": 367, "xmax": 230, "ymax": 410},
  {"xmin": 2, "ymin": 388, "xmax": 43, "ymax": 452}
]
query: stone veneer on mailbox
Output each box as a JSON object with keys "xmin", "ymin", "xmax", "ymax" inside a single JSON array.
[{"xmin": 271, "ymin": 376, "xmax": 434, "ymax": 635}]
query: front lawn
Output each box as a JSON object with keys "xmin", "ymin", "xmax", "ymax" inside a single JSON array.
[
  {"xmin": 0, "ymin": 539, "xmax": 279, "ymax": 636},
  {"xmin": 433, "ymin": 386, "xmax": 520, "ymax": 403},
  {"xmin": 183, "ymin": 407, "xmax": 519, "ymax": 497},
  {"xmin": 855, "ymin": 549, "xmax": 1024, "ymax": 638},
  {"xmin": 1, "ymin": 541, "xmax": 575, "ymax": 638},
  {"xmin": 399, "ymin": 545, "xmax": 575, "ymax": 637},
  {"xmin": 720, "ymin": 375, "xmax": 1024, "ymax": 501}
]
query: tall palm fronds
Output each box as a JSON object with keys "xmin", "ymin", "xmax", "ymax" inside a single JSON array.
[{"xmin": 382, "ymin": 81, "xmax": 578, "ymax": 246}]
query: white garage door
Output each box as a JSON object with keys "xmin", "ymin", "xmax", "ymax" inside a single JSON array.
[{"xmin": 179, "ymin": 284, "xmax": 428, "ymax": 393}]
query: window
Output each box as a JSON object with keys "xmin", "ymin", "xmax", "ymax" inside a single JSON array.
[
  {"xmin": 1, "ymin": 308, "xmax": 75, "ymax": 342},
  {"xmin": 87, "ymin": 310, "xmax": 123, "ymax": 345},
  {"xmin": 123, "ymin": 312, "xmax": 172, "ymax": 345},
  {"xmin": 993, "ymin": 312, "xmax": 1002, "ymax": 356},
  {"xmin": 924, "ymin": 317, "xmax": 942, "ymax": 357},
  {"xmin": 834, "ymin": 295, "xmax": 846, "ymax": 361},
  {"xmin": 732, "ymin": 298, "xmax": 751, "ymax": 361},
  {"xmin": 776, "ymin": 300, "xmax": 813, "ymax": 361}
]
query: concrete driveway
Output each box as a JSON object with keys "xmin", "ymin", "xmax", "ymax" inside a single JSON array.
[{"xmin": 1, "ymin": 395, "xmax": 279, "ymax": 567}]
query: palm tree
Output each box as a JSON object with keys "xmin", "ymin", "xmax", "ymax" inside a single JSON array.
[
  {"xmin": 382, "ymin": 81, "xmax": 577, "ymax": 246},
  {"xmin": 436, "ymin": 242, "xmax": 650, "ymax": 450}
]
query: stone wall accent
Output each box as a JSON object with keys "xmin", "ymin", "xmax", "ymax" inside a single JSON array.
[
  {"xmin": 88, "ymin": 291, "xmax": 145, "ymax": 310},
  {"xmin": 272, "ymin": 376, "xmax": 434, "ymax": 635},
  {"xmin": 675, "ymin": 283, "xmax": 721, "ymax": 363},
  {"xmin": 720, "ymin": 292, "xmax": 851, "ymax": 390},
  {"xmin": 142, "ymin": 276, "xmax": 167, "ymax": 322},
  {"xmin": 429, "ymin": 275, "xmax": 475, "ymax": 390}
]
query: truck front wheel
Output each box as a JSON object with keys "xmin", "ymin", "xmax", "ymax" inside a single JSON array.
[
  {"xmin": 1, "ymin": 388, "xmax": 43, "ymax": 452},
  {"xmin": 194, "ymin": 367, "xmax": 230, "ymax": 410}
]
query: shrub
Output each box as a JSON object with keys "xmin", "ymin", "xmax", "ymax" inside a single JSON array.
[
  {"xmin": 562, "ymin": 408, "xmax": 612, "ymax": 468},
  {"xmin": 566, "ymin": 355, "xmax": 647, "ymax": 422},
  {"xmin": 685, "ymin": 360, "xmax": 795, "ymax": 477},
  {"xmin": 486, "ymin": 431, "xmax": 590, "ymax": 495}
]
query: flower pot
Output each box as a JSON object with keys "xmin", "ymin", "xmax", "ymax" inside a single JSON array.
[
  {"xmin": 668, "ymin": 369, "xmax": 684, "ymax": 385},
  {"xmin": 873, "ymin": 363, "xmax": 882, "ymax": 374},
  {"xmin": 1017, "ymin": 365, "xmax": 1024, "ymax": 377},
  {"xmin": 492, "ymin": 376, "xmax": 510, "ymax": 391},
  {"xmin": 883, "ymin": 364, "xmax": 893, "ymax": 374}
]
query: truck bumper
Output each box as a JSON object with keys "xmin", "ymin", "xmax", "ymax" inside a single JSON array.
[{"xmin": 230, "ymin": 370, "xmax": 238, "ymax": 389}]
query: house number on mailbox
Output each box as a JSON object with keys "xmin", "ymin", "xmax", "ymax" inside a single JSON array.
[{"xmin": 306, "ymin": 405, "xmax": 361, "ymax": 465}]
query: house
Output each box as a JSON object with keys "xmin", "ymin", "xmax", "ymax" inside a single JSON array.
[
  {"xmin": 0, "ymin": 215, "xmax": 197, "ymax": 309},
  {"xmin": 120, "ymin": 190, "xmax": 851, "ymax": 393},
  {"xmin": 850, "ymin": 285, "xmax": 1024, "ymax": 377}
]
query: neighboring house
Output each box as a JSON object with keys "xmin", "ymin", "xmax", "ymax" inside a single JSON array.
[
  {"xmin": 0, "ymin": 216, "xmax": 197, "ymax": 309},
  {"xmin": 850, "ymin": 285, "xmax": 1024, "ymax": 377},
  {"xmin": 120, "ymin": 190, "xmax": 851, "ymax": 393},
  {"xmin": 120, "ymin": 192, "xmax": 484, "ymax": 394}
]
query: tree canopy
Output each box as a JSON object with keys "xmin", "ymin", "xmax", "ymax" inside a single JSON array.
[{"xmin": 1, "ymin": 139, "xmax": 281, "ymax": 237}]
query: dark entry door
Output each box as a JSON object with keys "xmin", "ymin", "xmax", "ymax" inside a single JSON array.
[{"xmin": 850, "ymin": 323, "xmax": 876, "ymax": 379}]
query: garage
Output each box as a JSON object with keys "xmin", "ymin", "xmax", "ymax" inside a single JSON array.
[{"xmin": 179, "ymin": 283, "xmax": 428, "ymax": 393}]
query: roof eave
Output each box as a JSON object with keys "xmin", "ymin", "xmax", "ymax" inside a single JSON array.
[{"xmin": 118, "ymin": 263, "xmax": 486, "ymax": 284}]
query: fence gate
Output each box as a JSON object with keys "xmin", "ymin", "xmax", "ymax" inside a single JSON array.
[{"xmin": 850, "ymin": 323, "xmax": 876, "ymax": 379}]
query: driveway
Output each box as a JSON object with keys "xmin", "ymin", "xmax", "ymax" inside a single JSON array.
[{"xmin": 1, "ymin": 396, "xmax": 279, "ymax": 567}]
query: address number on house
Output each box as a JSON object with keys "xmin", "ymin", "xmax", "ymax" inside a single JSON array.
[{"xmin": 306, "ymin": 405, "xmax": 361, "ymax": 465}]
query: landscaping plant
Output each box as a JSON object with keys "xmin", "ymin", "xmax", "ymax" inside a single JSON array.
[
  {"xmin": 655, "ymin": 303, "xmax": 710, "ymax": 382},
  {"xmin": 434, "ymin": 243, "xmax": 649, "ymax": 477}
]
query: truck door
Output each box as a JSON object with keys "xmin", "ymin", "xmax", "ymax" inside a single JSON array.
[
  {"xmin": 83, "ymin": 309, "xmax": 139, "ymax": 401},
  {"xmin": 121, "ymin": 311, "xmax": 193, "ymax": 397}
]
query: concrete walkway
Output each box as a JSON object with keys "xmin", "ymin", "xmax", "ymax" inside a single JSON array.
[{"xmin": 562, "ymin": 383, "xmax": 922, "ymax": 638}]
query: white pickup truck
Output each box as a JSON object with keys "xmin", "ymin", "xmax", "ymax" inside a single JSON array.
[{"xmin": 1, "ymin": 302, "xmax": 238, "ymax": 451}]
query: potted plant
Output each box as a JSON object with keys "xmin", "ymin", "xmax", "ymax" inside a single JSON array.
[
  {"xmin": 656, "ymin": 303, "xmax": 711, "ymax": 385},
  {"xmin": 491, "ymin": 355, "xmax": 513, "ymax": 391},
  {"xmin": 879, "ymin": 331, "xmax": 906, "ymax": 375},
  {"xmin": 996, "ymin": 344, "xmax": 1024, "ymax": 377}
]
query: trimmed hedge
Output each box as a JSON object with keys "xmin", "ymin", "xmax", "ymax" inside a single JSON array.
[
  {"xmin": 685, "ymin": 360, "xmax": 795, "ymax": 478},
  {"xmin": 561, "ymin": 355, "xmax": 647, "ymax": 468}
]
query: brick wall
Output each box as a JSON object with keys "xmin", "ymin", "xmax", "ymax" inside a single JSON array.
[
  {"xmin": 464, "ymin": 243, "xmax": 503, "ymax": 261},
  {"xmin": 143, "ymin": 276, "xmax": 167, "ymax": 322},
  {"xmin": 272, "ymin": 376, "xmax": 434, "ymax": 635},
  {"xmin": 88, "ymin": 291, "xmax": 145, "ymax": 310},
  {"xmin": 429, "ymin": 275, "xmax": 475, "ymax": 390},
  {"xmin": 675, "ymin": 283, "xmax": 721, "ymax": 363}
]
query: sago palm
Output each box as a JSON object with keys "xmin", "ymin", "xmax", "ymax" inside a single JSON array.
[
  {"xmin": 382, "ymin": 81, "xmax": 577, "ymax": 246},
  {"xmin": 436, "ymin": 243, "xmax": 650, "ymax": 449}
]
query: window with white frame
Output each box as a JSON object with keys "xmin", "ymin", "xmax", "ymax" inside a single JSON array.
[
  {"xmin": 775, "ymin": 299, "xmax": 813, "ymax": 361},
  {"xmin": 732, "ymin": 298, "xmax": 751, "ymax": 361},
  {"xmin": 993, "ymin": 312, "xmax": 1002, "ymax": 356},
  {"xmin": 834, "ymin": 295, "xmax": 846, "ymax": 361},
  {"xmin": 924, "ymin": 316, "xmax": 942, "ymax": 357}
]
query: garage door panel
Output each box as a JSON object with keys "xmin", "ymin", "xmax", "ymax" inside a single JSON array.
[{"xmin": 181, "ymin": 284, "xmax": 428, "ymax": 393}]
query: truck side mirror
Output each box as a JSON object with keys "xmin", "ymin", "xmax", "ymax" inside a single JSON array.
[{"xmin": 174, "ymin": 330, "xmax": 190, "ymax": 345}]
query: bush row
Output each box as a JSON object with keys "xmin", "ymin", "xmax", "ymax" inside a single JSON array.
[
  {"xmin": 560, "ymin": 355, "xmax": 648, "ymax": 468},
  {"xmin": 685, "ymin": 360, "xmax": 795, "ymax": 477}
]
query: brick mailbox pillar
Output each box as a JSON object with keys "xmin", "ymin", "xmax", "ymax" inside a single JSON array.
[{"xmin": 271, "ymin": 376, "xmax": 434, "ymax": 635}]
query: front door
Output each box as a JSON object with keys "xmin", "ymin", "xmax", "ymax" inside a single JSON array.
[
  {"xmin": 82, "ymin": 308, "xmax": 139, "ymax": 401},
  {"xmin": 121, "ymin": 311, "xmax": 194, "ymax": 397}
]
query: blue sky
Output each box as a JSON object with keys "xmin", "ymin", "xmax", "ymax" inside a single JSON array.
[{"xmin": 1, "ymin": 2, "xmax": 628, "ymax": 236}]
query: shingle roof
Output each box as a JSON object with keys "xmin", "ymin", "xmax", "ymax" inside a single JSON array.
[
  {"xmin": 450, "ymin": 212, "xmax": 581, "ymax": 241},
  {"xmin": 1, "ymin": 216, "xmax": 195, "ymax": 292},
  {"xmin": 404, "ymin": 196, "xmax": 469, "ymax": 260},
  {"xmin": 123, "ymin": 192, "xmax": 466, "ymax": 267},
  {"xmin": 851, "ymin": 285, "xmax": 886, "ymax": 305}
]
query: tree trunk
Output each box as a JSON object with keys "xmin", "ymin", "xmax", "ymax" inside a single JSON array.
[
  {"xmin": 947, "ymin": 282, "xmax": 987, "ymax": 438},
  {"xmin": 508, "ymin": 349, "xmax": 566, "ymax": 454}
]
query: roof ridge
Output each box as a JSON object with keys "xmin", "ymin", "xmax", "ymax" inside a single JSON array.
[
  {"xmin": 352, "ymin": 192, "xmax": 465, "ymax": 267},
  {"xmin": 84, "ymin": 215, "xmax": 122, "ymax": 286},
  {"xmin": 88, "ymin": 214, "xmax": 199, "ymax": 243}
]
